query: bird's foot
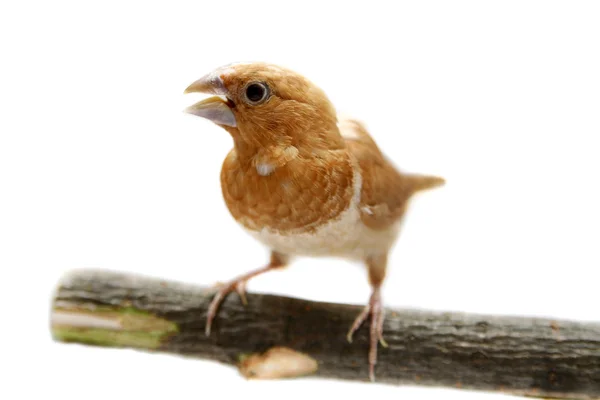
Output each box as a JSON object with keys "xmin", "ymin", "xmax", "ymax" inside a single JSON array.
[
  {"xmin": 205, "ymin": 263, "xmax": 279, "ymax": 336},
  {"xmin": 346, "ymin": 287, "xmax": 386, "ymax": 382},
  {"xmin": 205, "ymin": 277, "xmax": 254, "ymax": 336},
  {"xmin": 210, "ymin": 279, "xmax": 249, "ymax": 303}
]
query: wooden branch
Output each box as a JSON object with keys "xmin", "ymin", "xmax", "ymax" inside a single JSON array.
[{"xmin": 50, "ymin": 269, "xmax": 600, "ymax": 399}]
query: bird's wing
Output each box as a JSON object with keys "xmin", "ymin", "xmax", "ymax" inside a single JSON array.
[{"xmin": 338, "ymin": 117, "xmax": 444, "ymax": 230}]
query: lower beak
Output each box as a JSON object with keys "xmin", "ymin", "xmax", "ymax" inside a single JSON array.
[{"xmin": 184, "ymin": 96, "xmax": 237, "ymax": 127}]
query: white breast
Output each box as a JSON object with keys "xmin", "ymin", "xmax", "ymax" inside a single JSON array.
[{"xmin": 244, "ymin": 158, "xmax": 400, "ymax": 260}]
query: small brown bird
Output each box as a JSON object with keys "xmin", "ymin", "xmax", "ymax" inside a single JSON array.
[{"xmin": 184, "ymin": 62, "xmax": 444, "ymax": 381}]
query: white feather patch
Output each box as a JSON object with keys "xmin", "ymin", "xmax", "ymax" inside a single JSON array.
[
  {"xmin": 256, "ymin": 163, "xmax": 275, "ymax": 176},
  {"xmin": 337, "ymin": 115, "xmax": 363, "ymax": 140}
]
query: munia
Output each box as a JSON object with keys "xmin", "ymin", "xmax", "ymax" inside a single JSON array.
[{"xmin": 184, "ymin": 62, "xmax": 444, "ymax": 381}]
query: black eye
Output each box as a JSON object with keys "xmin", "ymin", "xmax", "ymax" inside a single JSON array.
[{"xmin": 244, "ymin": 82, "xmax": 269, "ymax": 104}]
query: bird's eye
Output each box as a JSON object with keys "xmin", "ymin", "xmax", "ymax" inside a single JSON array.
[{"xmin": 244, "ymin": 82, "xmax": 270, "ymax": 105}]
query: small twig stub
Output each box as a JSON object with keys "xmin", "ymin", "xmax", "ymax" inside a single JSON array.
[{"xmin": 238, "ymin": 347, "xmax": 318, "ymax": 379}]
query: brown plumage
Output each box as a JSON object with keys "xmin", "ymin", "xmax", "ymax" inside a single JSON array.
[
  {"xmin": 184, "ymin": 62, "xmax": 444, "ymax": 381},
  {"xmin": 220, "ymin": 148, "xmax": 354, "ymax": 232}
]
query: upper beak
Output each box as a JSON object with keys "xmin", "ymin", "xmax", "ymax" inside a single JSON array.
[
  {"xmin": 184, "ymin": 72, "xmax": 227, "ymax": 95},
  {"xmin": 183, "ymin": 73, "xmax": 237, "ymax": 127}
]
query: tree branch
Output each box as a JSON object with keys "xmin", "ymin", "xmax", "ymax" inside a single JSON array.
[{"xmin": 50, "ymin": 269, "xmax": 600, "ymax": 399}]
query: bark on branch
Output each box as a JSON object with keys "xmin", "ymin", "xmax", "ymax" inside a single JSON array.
[{"xmin": 50, "ymin": 269, "xmax": 600, "ymax": 399}]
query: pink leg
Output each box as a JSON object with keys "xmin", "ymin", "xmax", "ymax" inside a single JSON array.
[
  {"xmin": 347, "ymin": 286, "xmax": 387, "ymax": 381},
  {"xmin": 205, "ymin": 252, "xmax": 286, "ymax": 336},
  {"xmin": 347, "ymin": 253, "xmax": 388, "ymax": 381}
]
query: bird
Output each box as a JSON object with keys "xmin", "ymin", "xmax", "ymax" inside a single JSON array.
[{"xmin": 183, "ymin": 62, "xmax": 444, "ymax": 381}]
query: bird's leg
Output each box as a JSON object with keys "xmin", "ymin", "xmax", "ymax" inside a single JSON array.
[
  {"xmin": 347, "ymin": 254, "xmax": 388, "ymax": 382},
  {"xmin": 205, "ymin": 251, "xmax": 287, "ymax": 336}
]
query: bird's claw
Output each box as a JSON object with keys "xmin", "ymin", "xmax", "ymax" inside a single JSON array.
[
  {"xmin": 346, "ymin": 332, "xmax": 354, "ymax": 344},
  {"xmin": 205, "ymin": 279, "xmax": 249, "ymax": 336},
  {"xmin": 235, "ymin": 281, "xmax": 248, "ymax": 306},
  {"xmin": 346, "ymin": 304, "xmax": 370, "ymax": 343},
  {"xmin": 209, "ymin": 280, "xmax": 248, "ymax": 304},
  {"xmin": 379, "ymin": 336, "xmax": 389, "ymax": 348},
  {"xmin": 346, "ymin": 288, "xmax": 386, "ymax": 382},
  {"xmin": 204, "ymin": 264, "xmax": 276, "ymax": 337}
]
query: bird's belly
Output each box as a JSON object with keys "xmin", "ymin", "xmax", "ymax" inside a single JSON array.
[{"xmin": 244, "ymin": 206, "xmax": 399, "ymax": 260}]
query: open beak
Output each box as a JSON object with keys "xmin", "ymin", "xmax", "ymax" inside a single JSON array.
[{"xmin": 183, "ymin": 73, "xmax": 237, "ymax": 127}]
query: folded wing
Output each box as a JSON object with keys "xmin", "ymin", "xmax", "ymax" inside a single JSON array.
[{"xmin": 338, "ymin": 117, "xmax": 444, "ymax": 230}]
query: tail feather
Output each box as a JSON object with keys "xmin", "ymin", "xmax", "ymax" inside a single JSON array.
[{"xmin": 405, "ymin": 174, "xmax": 446, "ymax": 193}]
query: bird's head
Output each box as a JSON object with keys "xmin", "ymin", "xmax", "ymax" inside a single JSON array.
[{"xmin": 184, "ymin": 62, "xmax": 345, "ymax": 157}]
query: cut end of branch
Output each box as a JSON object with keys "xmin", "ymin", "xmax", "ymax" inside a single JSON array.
[{"xmin": 51, "ymin": 305, "xmax": 178, "ymax": 349}]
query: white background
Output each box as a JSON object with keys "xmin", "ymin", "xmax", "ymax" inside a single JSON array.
[{"xmin": 1, "ymin": 1, "xmax": 599, "ymax": 399}]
